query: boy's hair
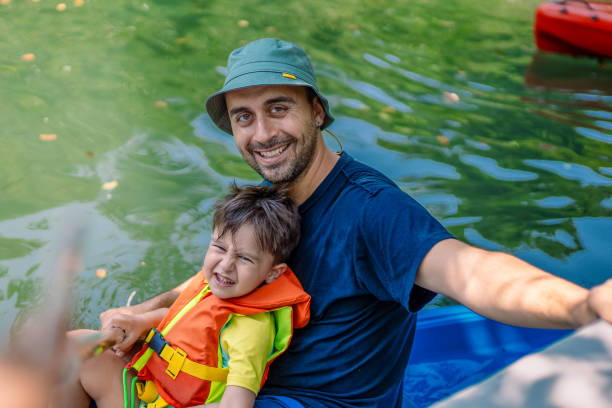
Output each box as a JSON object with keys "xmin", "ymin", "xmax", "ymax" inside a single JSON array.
[{"xmin": 212, "ymin": 184, "xmax": 301, "ymax": 263}]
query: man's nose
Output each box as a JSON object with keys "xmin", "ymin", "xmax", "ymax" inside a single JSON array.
[{"xmin": 252, "ymin": 115, "xmax": 278, "ymax": 145}]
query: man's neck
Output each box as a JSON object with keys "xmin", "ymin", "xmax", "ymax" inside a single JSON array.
[{"xmin": 289, "ymin": 138, "xmax": 340, "ymax": 205}]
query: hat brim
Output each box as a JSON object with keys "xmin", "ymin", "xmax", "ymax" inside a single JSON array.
[{"xmin": 206, "ymin": 70, "xmax": 334, "ymax": 135}]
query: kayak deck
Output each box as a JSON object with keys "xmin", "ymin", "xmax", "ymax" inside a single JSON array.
[{"xmin": 404, "ymin": 305, "xmax": 571, "ymax": 407}]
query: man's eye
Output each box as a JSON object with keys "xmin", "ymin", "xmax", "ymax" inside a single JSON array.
[
  {"xmin": 239, "ymin": 255, "xmax": 253, "ymax": 263},
  {"xmin": 237, "ymin": 113, "xmax": 251, "ymax": 122},
  {"xmin": 270, "ymin": 105, "xmax": 287, "ymax": 114},
  {"xmin": 212, "ymin": 244, "xmax": 226, "ymax": 252}
]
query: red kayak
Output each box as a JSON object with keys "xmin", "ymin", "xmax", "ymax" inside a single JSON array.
[{"xmin": 535, "ymin": 0, "xmax": 612, "ymax": 58}]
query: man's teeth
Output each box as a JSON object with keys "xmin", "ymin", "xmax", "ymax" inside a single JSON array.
[{"xmin": 259, "ymin": 145, "xmax": 287, "ymax": 158}]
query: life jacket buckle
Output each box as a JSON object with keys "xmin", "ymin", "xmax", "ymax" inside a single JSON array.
[
  {"xmin": 165, "ymin": 347, "xmax": 187, "ymax": 380},
  {"xmin": 145, "ymin": 328, "xmax": 171, "ymax": 357}
]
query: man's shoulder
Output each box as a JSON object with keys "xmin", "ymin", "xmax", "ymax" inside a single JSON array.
[{"xmin": 339, "ymin": 154, "xmax": 399, "ymax": 198}]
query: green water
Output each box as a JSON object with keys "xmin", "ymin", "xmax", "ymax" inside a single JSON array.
[{"xmin": 1, "ymin": 0, "xmax": 611, "ymax": 332}]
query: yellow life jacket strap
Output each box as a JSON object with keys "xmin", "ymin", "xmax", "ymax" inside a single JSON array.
[{"xmin": 144, "ymin": 328, "xmax": 229, "ymax": 383}]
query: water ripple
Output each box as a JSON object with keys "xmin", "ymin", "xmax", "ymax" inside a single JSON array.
[
  {"xmin": 442, "ymin": 216, "xmax": 482, "ymax": 227},
  {"xmin": 575, "ymin": 127, "xmax": 612, "ymax": 144},
  {"xmin": 534, "ymin": 196, "xmax": 574, "ymax": 209},
  {"xmin": 464, "ymin": 227, "xmax": 505, "ymax": 251},
  {"xmin": 584, "ymin": 110, "xmax": 612, "ymax": 120},
  {"xmin": 363, "ymin": 53, "xmax": 391, "ymax": 69},
  {"xmin": 416, "ymin": 193, "xmax": 461, "ymax": 217},
  {"xmin": 524, "ymin": 160, "xmax": 612, "ymax": 186},
  {"xmin": 347, "ymin": 80, "xmax": 412, "ymax": 112},
  {"xmin": 460, "ymin": 154, "xmax": 538, "ymax": 181},
  {"xmin": 532, "ymin": 229, "xmax": 578, "ymax": 249}
]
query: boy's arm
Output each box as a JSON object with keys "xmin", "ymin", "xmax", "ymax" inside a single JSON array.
[
  {"xmin": 194, "ymin": 386, "xmax": 256, "ymax": 408},
  {"xmin": 99, "ymin": 275, "xmax": 195, "ymax": 329}
]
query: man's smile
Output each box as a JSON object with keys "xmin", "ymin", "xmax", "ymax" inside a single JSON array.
[{"xmin": 257, "ymin": 144, "xmax": 290, "ymax": 158}]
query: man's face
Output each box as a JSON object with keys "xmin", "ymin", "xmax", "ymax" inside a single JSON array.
[{"xmin": 225, "ymin": 85, "xmax": 324, "ymax": 184}]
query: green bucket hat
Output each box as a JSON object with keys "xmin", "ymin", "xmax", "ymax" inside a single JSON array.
[{"xmin": 206, "ymin": 38, "xmax": 334, "ymax": 135}]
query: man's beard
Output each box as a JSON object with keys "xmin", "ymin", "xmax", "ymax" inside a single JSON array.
[{"xmin": 244, "ymin": 123, "xmax": 318, "ymax": 185}]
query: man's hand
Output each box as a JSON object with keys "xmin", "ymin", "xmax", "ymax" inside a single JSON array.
[
  {"xmin": 103, "ymin": 313, "xmax": 147, "ymax": 357},
  {"xmin": 99, "ymin": 306, "xmax": 136, "ymax": 331},
  {"xmin": 587, "ymin": 278, "xmax": 612, "ymax": 323}
]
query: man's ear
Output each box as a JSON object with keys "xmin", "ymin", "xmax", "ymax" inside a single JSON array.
[
  {"xmin": 265, "ymin": 263, "xmax": 287, "ymax": 284},
  {"xmin": 312, "ymin": 97, "xmax": 325, "ymax": 129}
]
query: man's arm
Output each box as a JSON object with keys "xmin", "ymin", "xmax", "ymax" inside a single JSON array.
[
  {"xmin": 99, "ymin": 275, "xmax": 195, "ymax": 329},
  {"xmin": 416, "ymin": 238, "xmax": 612, "ymax": 329}
]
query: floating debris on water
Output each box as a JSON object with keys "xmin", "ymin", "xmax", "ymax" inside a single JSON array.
[
  {"xmin": 74, "ymin": 0, "xmax": 84, "ymax": 6},
  {"xmin": 126, "ymin": 290, "xmax": 136, "ymax": 306},
  {"xmin": 22, "ymin": 53, "xmax": 36, "ymax": 61},
  {"xmin": 443, "ymin": 91, "xmax": 460, "ymax": 104},
  {"xmin": 437, "ymin": 135, "xmax": 451, "ymax": 146},
  {"xmin": 40, "ymin": 134, "xmax": 57, "ymax": 141},
  {"xmin": 56, "ymin": 3, "xmax": 67, "ymax": 11},
  {"xmin": 101, "ymin": 180, "xmax": 118, "ymax": 191}
]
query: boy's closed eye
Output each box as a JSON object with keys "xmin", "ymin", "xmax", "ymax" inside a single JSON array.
[
  {"xmin": 212, "ymin": 243, "xmax": 226, "ymax": 252},
  {"xmin": 238, "ymin": 255, "xmax": 254, "ymax": 264}
]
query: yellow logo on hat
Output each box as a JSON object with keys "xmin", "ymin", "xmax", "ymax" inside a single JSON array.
[{"xmin": 282, "ymin": 73, "xmax": 297, "ymax": 79}]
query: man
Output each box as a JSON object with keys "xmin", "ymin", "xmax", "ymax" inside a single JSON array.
[{"xmin": 101, "ymin": 38, "xmax": 612, "ymax": 408}]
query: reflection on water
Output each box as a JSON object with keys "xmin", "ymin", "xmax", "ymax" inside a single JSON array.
[{"xmin": 1, "ymin": 1, "xmax": 611, "ymax": 342}]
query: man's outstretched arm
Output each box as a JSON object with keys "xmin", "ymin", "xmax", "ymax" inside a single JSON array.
[
  {"xmin": 416, "ymin": 238, "xmax": 612, "ymax": 329},
  {"xmin": 99, "ymin": 274, "xmax": 196, "ymax": 330}
]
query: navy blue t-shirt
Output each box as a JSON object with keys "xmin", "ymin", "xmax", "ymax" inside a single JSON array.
[{"xmin": 259, "ymin": 153, "xmax": 454, "ymax": 407}]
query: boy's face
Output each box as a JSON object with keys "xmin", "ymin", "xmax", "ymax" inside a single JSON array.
[{"xmin": 203, "ymin": 223, "xmax": 286, "ymax": 299}]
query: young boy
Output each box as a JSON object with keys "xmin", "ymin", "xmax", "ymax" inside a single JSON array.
[{"xmin": 69, "ymin": 185, "xmax": 310, "ymax": 408}]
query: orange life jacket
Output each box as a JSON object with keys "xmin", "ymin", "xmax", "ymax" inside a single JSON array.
[{"xmin": 127, "ymin": 267, "xmax": 310, "ymax": 408}]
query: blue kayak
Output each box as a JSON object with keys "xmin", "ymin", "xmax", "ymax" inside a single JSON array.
[{"xmin": 403, "ymin": 305, "xmax": 572, "ymax": 407}]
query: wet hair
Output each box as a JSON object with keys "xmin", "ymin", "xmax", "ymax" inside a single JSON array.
[{"xmin": 212, "ymin": 184, "xmax": 301, "ymax": 263}]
